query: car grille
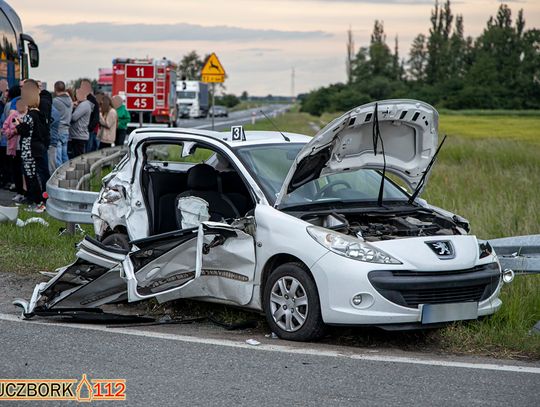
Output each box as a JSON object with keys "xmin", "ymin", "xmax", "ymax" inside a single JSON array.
[{"xmin": 368, "ymin": 263, "xmax": 501, "ymax": 309}]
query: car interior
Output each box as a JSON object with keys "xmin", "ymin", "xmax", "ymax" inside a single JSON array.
[{"xmin": 141, "ymin": 143, "xmax": 255, "ymax": 235}]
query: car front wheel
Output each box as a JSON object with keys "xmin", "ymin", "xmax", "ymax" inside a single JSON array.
[{"xmin": 263, "ymin": 263, "xmax": 325, "ymax": 341}]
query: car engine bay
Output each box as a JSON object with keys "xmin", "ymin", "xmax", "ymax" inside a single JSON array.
[{"xmin": 297, "ymin": 207, "xmax": 470, "ymax": 242}]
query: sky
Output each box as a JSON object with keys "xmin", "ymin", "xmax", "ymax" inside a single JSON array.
[{"xmin": 12, "ymin": 0, "xmax": 540, "ymax": 96}]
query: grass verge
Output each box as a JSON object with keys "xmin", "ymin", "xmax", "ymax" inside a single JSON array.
[{"xmin": 0, "ymin": 210, "xmax": 92, "ymax": 274}]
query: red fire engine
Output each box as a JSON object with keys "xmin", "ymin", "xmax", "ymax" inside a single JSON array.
[{"xmin": 112, "ymin": 57, "xmax": 178, "ymax": 126}]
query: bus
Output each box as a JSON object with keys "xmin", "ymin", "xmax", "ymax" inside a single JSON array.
[{"xmin": 0, "ymin": 0, "xmax": 39, "ymax": 87}]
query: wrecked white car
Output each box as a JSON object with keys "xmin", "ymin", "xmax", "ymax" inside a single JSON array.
[{"xmin": 15, "ymin": 100, "xmax": 513, "ymax": 341}]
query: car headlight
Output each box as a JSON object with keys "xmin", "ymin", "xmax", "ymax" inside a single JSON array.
[
  {"xmin": 478, "ymin": 241, "xmax": 494, "ymax": 259},
  {"xmin": 307, "ymin": 226, "xmax": 401, "ymax": 264}
]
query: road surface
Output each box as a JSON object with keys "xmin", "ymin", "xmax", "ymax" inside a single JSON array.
[
  {"xmin": 1, "ymin": 312, "xmax": 538, "ymax": 406},
  {"xmin": 176, "ymin": 103, "xmax": 290, "ymax": 131}
]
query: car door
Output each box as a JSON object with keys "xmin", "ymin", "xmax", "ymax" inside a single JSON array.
[{"xmin": 124, "ymin": 220, "xmax": 257, "ymax": 306}]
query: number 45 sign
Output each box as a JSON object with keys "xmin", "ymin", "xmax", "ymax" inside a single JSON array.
[{"xmin": 126, "ymin": 95, "xmax": 154, "ymax": 111}]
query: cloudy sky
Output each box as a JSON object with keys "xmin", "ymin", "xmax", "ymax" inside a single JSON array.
[{"xmin": 13, "ymin": 0, "xmax": 540, "ymax": 96}]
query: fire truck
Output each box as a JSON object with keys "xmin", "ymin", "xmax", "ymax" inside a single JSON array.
[
  {"xmin": 112, "ymin": 57, "xmax": 178, "ymax": 127},
  {"xmin": 97, "ymin": 68, "xmax": 112, "ymax": 95}
]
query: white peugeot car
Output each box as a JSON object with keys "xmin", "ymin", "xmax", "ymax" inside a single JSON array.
[{"xmin": 16, "ymin": 100, "xmax": 511, "ymax": 341}]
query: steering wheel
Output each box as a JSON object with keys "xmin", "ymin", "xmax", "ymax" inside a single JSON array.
[{"xmin": 315, "ymin": 181, "xmax": 353, "ymax": 199}]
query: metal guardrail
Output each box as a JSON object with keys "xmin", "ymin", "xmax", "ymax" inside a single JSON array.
[
  {"xmin": 46, "ymin": 146, "xmax": 127, "ymax": 226},
  {"xmin": 491, "ymin": 235, "xmax": 540, "ymax": 274}
]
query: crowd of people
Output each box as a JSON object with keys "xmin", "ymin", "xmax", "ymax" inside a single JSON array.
[{"xmin": 0, "ymin": 78, "xmax": 131, "ymax": 212}]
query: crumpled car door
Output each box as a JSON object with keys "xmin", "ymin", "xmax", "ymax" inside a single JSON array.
[
  {"xmin": 13, "ymin": 236, "xmax": 130, "ymax": 317},
  {"xmin": 125, "ymin": 220, "xmax": 256, "ymax": 306}
]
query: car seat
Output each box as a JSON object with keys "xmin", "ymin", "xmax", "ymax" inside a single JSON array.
[{"xmin": 176, "ymin": 164, "xmax": 239, "ymax": 222}]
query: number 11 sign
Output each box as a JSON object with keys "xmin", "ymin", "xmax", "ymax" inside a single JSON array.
[{"xmin": 125, "ymin": 64, "xmax": 155, "ymax": 112}]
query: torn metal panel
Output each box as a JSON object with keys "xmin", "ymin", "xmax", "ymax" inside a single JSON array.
[
  {"xmin": 77, "ymin": 236, "xmax": 129, "ymax": 269},
  {"xmin": 14, "ymin": 236, "xmax": 128, "ymax": 318},
  {"xmin": 127, "ymin": 220, "xmax": 256, "ymax": 305},
  {"xmin": 157, "ymin": 224, "xmax": 256, "ymax": 305}
]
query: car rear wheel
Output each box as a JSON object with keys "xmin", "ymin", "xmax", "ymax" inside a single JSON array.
[
  {"xmin": 101, "ymin": 233, "xmax": 130, "ymax": 251},
  {"xmin": 263, "ymin": 263, "xmax": 325, "ymax": 341}
]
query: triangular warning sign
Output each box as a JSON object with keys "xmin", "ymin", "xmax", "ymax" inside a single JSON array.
[{"xmin": 201, "ymin": 53, "xmax": 226, "ymax": 76}]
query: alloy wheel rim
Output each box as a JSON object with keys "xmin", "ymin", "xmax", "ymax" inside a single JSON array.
[{"xmin": 269, "ymin": 276, "xmax": 309, "ymax": 332}]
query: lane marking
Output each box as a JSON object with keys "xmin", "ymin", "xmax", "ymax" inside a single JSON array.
[{"xmin": 1, "ymin": 313, "xmax": 538, "ymax": 374}]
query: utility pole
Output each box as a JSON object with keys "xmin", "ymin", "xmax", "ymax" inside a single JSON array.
[
  {"xmin": 346, "ymin": 26, "xmax": 355, "ymax": 84},
  {"xmin": 291, "ymin": 67, "xmax": 295, "ymax": 102},
  {"xmin": 211, "ymin": 83, "xmax": 215, "ymax": 130}
]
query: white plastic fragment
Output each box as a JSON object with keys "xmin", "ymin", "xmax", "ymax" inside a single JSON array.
[
  {"xmin": 0, "ymin": 205, "xmax": 18, "ymax": 223},
  {"xmin": 245, "ymin": 339, "xmax": 261, "ymax": 346},
  {"xmin": 265, "ymin": 332, "xmax": 279, "ymax": 339},
  {"xmin": 16, "ymin": 217, "xmax": 49, "ymax": 227}
]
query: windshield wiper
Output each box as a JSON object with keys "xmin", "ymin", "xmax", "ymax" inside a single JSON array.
[
  {"xmin": 407, "ymin": 135, "xmax": 448, "ymax": 204},
  {"xmin": 372, "ymin": 103, "xmax": 387, "ymax": 207}
]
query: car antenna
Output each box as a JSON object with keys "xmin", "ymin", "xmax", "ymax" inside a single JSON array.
[
  {"xmin": 260, "ymin": 109, "xmax": 290, "ymax": 142},
  {"xmin": 407, "ymin": 134, "xmax": 448, "ymax": 205},
  {"xmin": 372, "ymin": 103, "xmax": 387, "ymax": 207}
]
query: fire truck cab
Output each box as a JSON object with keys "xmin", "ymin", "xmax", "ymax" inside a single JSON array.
[{"xmin": 112, "ymin": 57, "xmax": 178, "ymax": 127}]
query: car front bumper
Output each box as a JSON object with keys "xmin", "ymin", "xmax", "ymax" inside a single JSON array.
[{"xmin": 311, "ymin": 252, "xmax": 503, "ymax": 326}]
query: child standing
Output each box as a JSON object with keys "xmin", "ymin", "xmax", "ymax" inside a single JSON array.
[{"xmin": 2, "ymin": 99, "xmax": 27, "ymax": 202}]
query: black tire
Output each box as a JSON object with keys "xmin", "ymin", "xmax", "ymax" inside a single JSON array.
[
  {"xmin": 101, "ymin": 233, "xmax": 130, "ymax": 251},
  {"xmin": 263, "ymin": 262, "xmax": 325, "ymax": 341}
]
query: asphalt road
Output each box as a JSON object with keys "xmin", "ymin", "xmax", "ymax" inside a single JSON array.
[
  {"xmin": 1, "ymin": 315, "xmax": 538, "ymax": 406},
  {"xmin": 176, "ymin": 103, "xmax": 290, "ymax": 131}
]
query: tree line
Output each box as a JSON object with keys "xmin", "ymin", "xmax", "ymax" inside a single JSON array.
[{"xmin": 300, "ymin": 1, "xmax": 540, "ymax": 116}]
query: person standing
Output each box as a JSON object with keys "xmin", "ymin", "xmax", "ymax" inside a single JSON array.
[
  {"xmin": 36, "ymin": 82, "xmax": 52, "ymax": 186},
  {"xmin": 3, "ymin": 99, "xmax": 27, "ymax": 202},
  {"xmin": 80, "ymin": 79, "xmax": 100, "ymax": 152},
  {"xmin": 112, "ymin": 95, "xmax": 129, "ymax": 146},
  {"xmin": 98, "ymin": 95, "xmax": 117, "ymax": 149},
  {"xmin": 52, "ymin": 81, "xmax": 72, "ymax": 166},
  {"xmin": 16, "ymin": 80, "xmax": 44, "ymax": 211},
  {"xmin": 48, "ymin": 104, "xmax": 60, "ymax": 174},
  {"xmin": 69, "ymin": 88, "xmax": 93, "ymax": 158}
]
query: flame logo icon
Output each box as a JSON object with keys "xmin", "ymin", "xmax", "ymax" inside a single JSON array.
[{"xmin": 75, "ymin": 374, "xmax": 93, "ymax": 402}]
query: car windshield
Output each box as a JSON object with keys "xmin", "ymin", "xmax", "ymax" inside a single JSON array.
[{"xmin": 235, "ymin": 143, "xmax": 409, "ymax": 207}]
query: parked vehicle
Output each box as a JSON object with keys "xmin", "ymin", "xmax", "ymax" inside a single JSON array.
[
  {"xmin": 177, "ymin": 80, "xmax": 209, "ymax": 118},
  {"xmin": 178, "ymin": 104, "xmax": 190, "ymax": 119},
  {"xmin": 209, "ymin": 105, "xmax": 229, "ymax": 117},
  {"xmin": 97, "ymin": 68, "xmax": 112, "ymax": 95},
  {"xmin": 0, "ymin": 0, "xmax": 39, "ymax": 84},
  {"xmin": 15, "ymin": 100, "xmax": 513, "ymax": 341}
]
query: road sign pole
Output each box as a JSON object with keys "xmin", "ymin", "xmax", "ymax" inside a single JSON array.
[
  {"xmin": 139, "ymin": 112, "xmax": 143, "ymax": 128},
  {"xmin": 211, "ymin": 82, "xmax": 215, "ymax": 131}
]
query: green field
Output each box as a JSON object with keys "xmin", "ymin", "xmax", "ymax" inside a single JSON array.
[{"xmin": 0, "ymin": 109, "xmax": 538, "ymax": 358}]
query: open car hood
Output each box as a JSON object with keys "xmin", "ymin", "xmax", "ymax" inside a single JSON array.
[{"xmin": 275, "ymin": 99, "xmax": 439, "ymax": 207}]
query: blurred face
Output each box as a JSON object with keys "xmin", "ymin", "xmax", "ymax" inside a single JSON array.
[
  {"xmin": 21, "ymin": 83, "xmax": 40, "ymax": 108},
  {"xmin": 75, "ymin": 88, "xmax": 86, "ymax": 102},
  {"xmin": 16, "ymin": 101, "xmax": 27, "ymax": 114},
  {"xmin": 112, "ymin": 96, "xmax": 122, "ymax": 109},
  {"xmin": 80, "ymin": 81, "xmax": 92, "ymax": 94}
]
